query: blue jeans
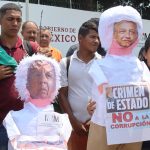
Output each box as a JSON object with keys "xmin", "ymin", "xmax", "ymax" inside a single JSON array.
[{"xmin": 0, "ymin": 124, "xmax": 8, "ymax": 150}]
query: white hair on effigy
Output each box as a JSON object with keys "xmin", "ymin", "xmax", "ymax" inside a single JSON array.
[
  {"xmin": 15, "ymin": 54, "xmax": 60, "ymax": 101},
  {"xmin": 99, "ymin": 5, "xmax": 143, "ymax": 50}
]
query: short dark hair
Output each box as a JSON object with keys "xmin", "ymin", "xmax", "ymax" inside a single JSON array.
[
  {"xmin": 22, "ymin": 21, "xmax": 38, "ymax": 31},
  {"xmin": 0, "ymin": 3, "xmax": 22, "ymax": 18},
  {"xmin": 144, "ymin": 35, "xmax": 150, "ymax": 54},
  {"xmin": 37, "ymin": 28, "xmax": 52, "ymax": 38},
  {"xmin": 78, "ymin": 20, "xmax": 98, "ymax": 37},
  {"xmin": 38, "ymin": 28, "xmax": 49, "ymax": 33},
  {"xmin": 88, "ymin": 18, "xmax": 99, "ymax": 27},
  {"xmin": 138, "ymin": 35, "xmax": 150, "ymax": 65}
]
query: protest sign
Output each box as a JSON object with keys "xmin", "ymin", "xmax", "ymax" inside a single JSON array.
[{"xmin": 106, "ymin": 82, "xmax": 150, "ymax": 145}]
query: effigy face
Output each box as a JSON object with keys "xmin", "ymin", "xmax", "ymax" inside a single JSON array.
[
  {"xmin": 26, "ymin": 60, "xmax": 56, "ymax": 99},
  {"xmin": 113, "ymin": 20, "xmax": 138, "ymax": 48}
]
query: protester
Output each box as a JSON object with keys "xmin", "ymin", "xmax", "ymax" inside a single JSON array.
[
  {"xmin": 138, "ymin": 36, "xmax": 150, "ymax": 150},
  {"xmin": 21, "ymin": 21, "xmax": 55, "ymax": 57},
  {"xmin": 66, "ymin": 18, "xmax": 106, "ymax": 57},
  {"xmin": 4, "ymin": 54, "xmax": 71, "ymax": 149},
  {"xmin": 87, "ymin": 6, "xmax": 150, "ymax": 150},
  {"xmin": 21, "ymin": 21, "xmax": 38, "ymax": 42},
  {"xmin": 138, "ymin": 35, "xmax": 150, "ymax": 69},
  {"xmin": 66, "ymin": 43, "xmax": 78, "ymax": 57},
  {"xmin": 37, "ymin": 28, "xmax": 62, "ymax": 62},
  {"xmin": 0, "ymin": 3, "xmax": 40, "ymax": 149},
  {"xmin": 59, "ymin": 20, "xmax": 101, "ymax": 150}
]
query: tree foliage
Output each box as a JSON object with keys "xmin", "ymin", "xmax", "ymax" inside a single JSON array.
[
  {"xmin": 97, "ymin": 0, "xmax": 150, "ymax": 20},
  {"xmin": 6, "ymin": 0, "xmax": 150, "ymax": 20}
]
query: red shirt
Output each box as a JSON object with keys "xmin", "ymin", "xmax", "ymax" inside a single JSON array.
[{"xmin": 0, "ymin": 37, "xmax": 38, "ymax": 124}]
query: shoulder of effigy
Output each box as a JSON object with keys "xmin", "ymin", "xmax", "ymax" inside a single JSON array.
[
  {"xmin": 11, "ymin": 109, "xmax": 28, "ymax": 120},
  {"xmin": 95, "ymin": 55, "xmax": 141, "ymax": 70},
  {"xmin": 95, "ymin": 55, "xmax": 122, "ymax": 66}
]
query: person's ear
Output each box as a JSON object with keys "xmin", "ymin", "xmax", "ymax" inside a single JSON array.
[
  {"xmin": 78, "ymin": 34, "xmax": 82, "ymax": 43},
  {"xmin": 143, "ymin": 50, "xmax": 147, "ymax": 60},
  {"xmin": 0, "ymin": 17, "xmax": 3, "ymax": 25}
]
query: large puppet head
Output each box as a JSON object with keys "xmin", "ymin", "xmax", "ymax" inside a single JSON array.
[
  {"xmin": 15, "ymin": 54, "xmax": 60, "ymax": 107},
  {"xmin": 99, "ymin": 6, "xmax": 143, "ymax": 56}
]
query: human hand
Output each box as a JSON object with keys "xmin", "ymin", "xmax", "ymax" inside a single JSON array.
[
  {"xmin": 87, "ymin": 99, "xmax": 96, "ymax": 116},
  {"xmin": 70, "ymin": 117, "xmax": 88, "ymax": 136},
  {"xmin": 0, "ymin": 65, "xmax": 14, "ymax": 80}
]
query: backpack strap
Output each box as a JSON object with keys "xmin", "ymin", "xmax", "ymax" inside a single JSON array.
[
  {"xmin": 66, "ymin": 56, "xmax": 71, "ymax": 78},
  {"xmin": 23, "ymin": 40, "xmax": 34, "ymax": 56},
  {"xmin": 53, "ymin": 56, "xmax": 70, "ymax": 114}
]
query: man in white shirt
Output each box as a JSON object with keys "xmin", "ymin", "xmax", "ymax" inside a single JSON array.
[{"xmin": 59, "ymin": 20, "xmax": 101, "ymax": 150}]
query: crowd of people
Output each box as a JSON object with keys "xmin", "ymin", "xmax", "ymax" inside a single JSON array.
[{"xmin": 0, "ymin": 2, "xmax": 150, "ymax": 150}]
